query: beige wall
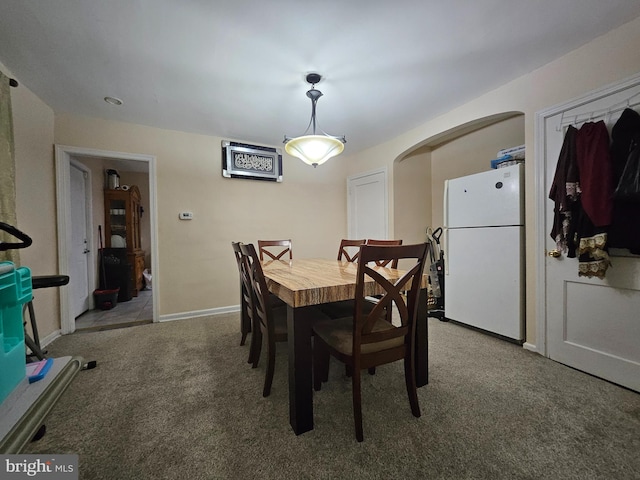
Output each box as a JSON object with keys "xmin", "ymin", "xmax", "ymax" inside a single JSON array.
[
  {"xmin": 341, "ymin": 15, "xmax": 640, "ymax": 346},
  {"xmin": 5, "ymin": 15, "xmax": 640, "ymax": 343},
  {"xmin": 393, "ymin": 146, "xmax": 431, "ymax": 244},
  {"xmin": 54, "ymin": 115, "xmax": 347, "ymax": 316},
  {"xmin": 430, "ymin": 115, "xmax": 525, "ymax": 229}
]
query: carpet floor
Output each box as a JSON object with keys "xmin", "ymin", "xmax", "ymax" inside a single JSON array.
[{"xmin": 23, "ymin": 314, "xmax": 640, "ymax": 480}]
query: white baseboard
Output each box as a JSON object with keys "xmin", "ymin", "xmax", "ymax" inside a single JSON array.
[
  {"xmin": 523, "ymin": 342, "xmax": 538, "ymax": 353},
  {"xmin": 40, "ymin": 329, "xmax": 62, "ymax": 348},
  {"xmin": 158, "ymin": 305, "xmax": 240, "ymax": 323},
  {"xmin": 48, "ymin": 306, "xmax": 240, "ymax": 336}
]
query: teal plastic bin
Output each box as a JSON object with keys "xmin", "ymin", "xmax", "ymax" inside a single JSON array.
[{"xmin": 0, "ymin": 261, "xmax": 33, "ymax": 405}]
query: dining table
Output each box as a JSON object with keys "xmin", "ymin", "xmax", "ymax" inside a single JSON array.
[{"xmin": 261, "ymin": 258, "xmax": 430, "ymax": 435}]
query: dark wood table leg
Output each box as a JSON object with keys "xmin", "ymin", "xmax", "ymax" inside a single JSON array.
[
  {"xmin": 287, "ymin": 305, "xmax": 315, "ymax": 435},
  {"xmin": 415, "ymin": 288, "xmax": 429, "ymax": 387}
]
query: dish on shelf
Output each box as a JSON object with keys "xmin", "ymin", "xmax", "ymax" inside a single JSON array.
[{"xmin": 111, "ymin": 234, "xmax": 126, "ymax": 248}]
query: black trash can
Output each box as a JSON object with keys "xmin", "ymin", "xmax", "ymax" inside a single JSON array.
[{"xmin": 100, "ymin": 248, "xmax": 133, "ymax": 302}]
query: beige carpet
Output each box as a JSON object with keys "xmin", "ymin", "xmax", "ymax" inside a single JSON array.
[{"xmin": 23, "ymin": 314, "xmax": 640, "ymax": 480}]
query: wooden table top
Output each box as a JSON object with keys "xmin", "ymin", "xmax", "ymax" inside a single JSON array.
[{"xmin": 262, "ymin": 258, "xmax": 428, "ymax": 308}]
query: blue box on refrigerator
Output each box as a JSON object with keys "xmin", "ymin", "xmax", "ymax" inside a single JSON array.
[{"xmin": 0, "ymin": 261, "xmax": 32, "ymax": 405}]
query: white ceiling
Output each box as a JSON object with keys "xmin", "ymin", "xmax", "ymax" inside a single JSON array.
[{"xmin": 2, "ymin": 1, "xmax": 640, "ymax": 157}]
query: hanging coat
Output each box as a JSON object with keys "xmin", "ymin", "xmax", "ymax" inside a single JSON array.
[
  {"xmin": 575, "ymin": 121, "xmax": 613, "ymax": 227},
  {"xmin": 549, "ymin": 125, "xmax": 580, "ymax": 256},
  {"xmin": 574, "ymin": 121, "xmax": 613, "ymax": 278},
  {"xmin": 609, "ymin": 108, "xmax": 640, "ymax": 253}
]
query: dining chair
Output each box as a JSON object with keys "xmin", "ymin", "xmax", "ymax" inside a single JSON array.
[
  {"xmin": 233, "ymin": 242, "xmax": 285, "ymax": 356},
  {"xmin": 321, "ymin": 239, "xmax": 402, "ymax": 321},
  {"xmin": 320, "ymin": 239, "xmax": 371, "ymax": 320},
  {"xmin": 312, "ymin": 242, "xmax": 429, "ymax": 442},
  {"xmin": 337, "ymin": 239, "xmax": 366, "ymax": 262},
  {"xmin": 232, "ymin": 242, "xmax": 252, "ymax": 347},
  {"xmin": 236, "ymin": 242, "xmax": 268, "ymax": 367},
  {"xmin": 257, "ymin": 239, "xmax": 292, "ymax": 261},
  {"xmin": 239, "ymin": 243, "xmax": 287, "ymax": 396},
  {"xmin": 240, "ymin": 243, "xmax": 330, "ymax": 397},
  {"xmin": 338, "ymin": 233, "xmax": 405, "ymax": 352}
]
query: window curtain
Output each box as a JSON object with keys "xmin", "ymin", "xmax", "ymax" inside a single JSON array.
[{"xmin": 0, "ymin": 70, "xmax": 20, "ymax": 264}]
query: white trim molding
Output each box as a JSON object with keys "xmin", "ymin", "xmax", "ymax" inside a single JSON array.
[
  {"xmin": 159, "ymin": 305, "xmax": 241, "ymax": 323},
  {"xmin": 55, "ymin": 144, "xmax": 159, "ymax": 334}
]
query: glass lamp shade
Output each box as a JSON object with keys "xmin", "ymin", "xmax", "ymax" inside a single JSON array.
[{"xmin": 284, "ymin": 135, "xmax": 345, "ymax": 167}]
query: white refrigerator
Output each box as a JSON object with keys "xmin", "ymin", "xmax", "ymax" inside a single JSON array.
[{"xmin": 443, "ymin": 163, "xmax": 524, "ymax": 342}]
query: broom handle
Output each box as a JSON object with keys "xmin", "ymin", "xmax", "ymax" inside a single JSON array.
[{"xmin": 99, "ymin": 225, "xmax": 107, "ymax": 288}]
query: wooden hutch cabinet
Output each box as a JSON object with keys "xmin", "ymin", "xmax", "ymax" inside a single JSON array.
[{"xmin": 103, "ymin": 185, "xmax": 145, "ymax": 296}]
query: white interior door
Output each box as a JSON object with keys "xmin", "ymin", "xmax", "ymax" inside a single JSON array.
[
  {"xmin": 347, "ymin": 168, "xmax": 388, "ymax": 240},
  {"xmin": 70, "ymin": 162, "xmax": 91, "ymax": 318},
  {"xmin": 540, "ymin": 76, "xmax": 640, "ymax": 392}
]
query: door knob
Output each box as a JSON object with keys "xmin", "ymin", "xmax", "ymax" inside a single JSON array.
[{"xmin": 547, "ymin": 249, "xmax": 561, "ymax": 258}]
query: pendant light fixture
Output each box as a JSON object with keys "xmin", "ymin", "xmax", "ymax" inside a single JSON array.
[{"xmin": 284, "ymin": 73, "xmax": 346, "ymax": 168}]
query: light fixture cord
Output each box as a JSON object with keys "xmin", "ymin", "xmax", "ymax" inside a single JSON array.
[
  {"xmin": 310, "ymin": 94, "xmax": 317, "ymax": 135},
  {"xmin": 284, "ymin": 77, "xmax": 345, "ymax": 144}
]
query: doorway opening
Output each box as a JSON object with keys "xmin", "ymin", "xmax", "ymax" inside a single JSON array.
[{"xmin": 55, "ymin": 145, "xmax": 159, "ymax": 334}]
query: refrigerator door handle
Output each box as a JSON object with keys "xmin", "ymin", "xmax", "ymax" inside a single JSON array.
[
  {"xmin": 444, "ymin": 227, "xmax": 449, "ymax": 276},
  {"xmin": 443, "ymin": 179, "xmax": 449, "ymax": 228}
]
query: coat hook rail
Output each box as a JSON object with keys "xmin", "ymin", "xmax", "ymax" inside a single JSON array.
[{"xmin": 555, "ymin": 99, "xmax": 640, "ymax": 132}]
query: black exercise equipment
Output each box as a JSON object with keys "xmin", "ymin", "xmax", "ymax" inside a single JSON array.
[
  {"xmin": 0, "ymin": 222, "xmax": 97, "ymax": 368},
  {"xmin": 24, "ymin": 275, "xmax": 70, "ymax": 362}
]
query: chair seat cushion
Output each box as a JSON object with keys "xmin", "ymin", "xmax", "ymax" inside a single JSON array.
[
  {"xmin": 313, "ymin": 316, "xmax": 403, "ymax": 356},
  {"xmin": 319, "ymin": 298, "xmax": 376, "ymax": 319}
]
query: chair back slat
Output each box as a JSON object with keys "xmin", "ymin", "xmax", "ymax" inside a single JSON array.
[
  {"xmin": 240, "ymin": 243, "xmax": 273, "ymax": 335},
  {"xmin": 234, "ymin": 244, "xmax": 253, "ymax": 316},
  {"xmin": 258, "ymin": 239, "xmax": 293, "ymax": 261},
  {"xmin": 337, "ymin": 239, "xmax": 366, "ymax": 262},
  {"xmin": 232, "ymin": 241, "xmax": 253, "ymax": 345},
  {"xmin": 365, "ymin": 239, "xmax": 403, "ymax": 267},
  {"xmin": 232, "ymin": 242, "xmax": 249, "ymax": 299}
]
